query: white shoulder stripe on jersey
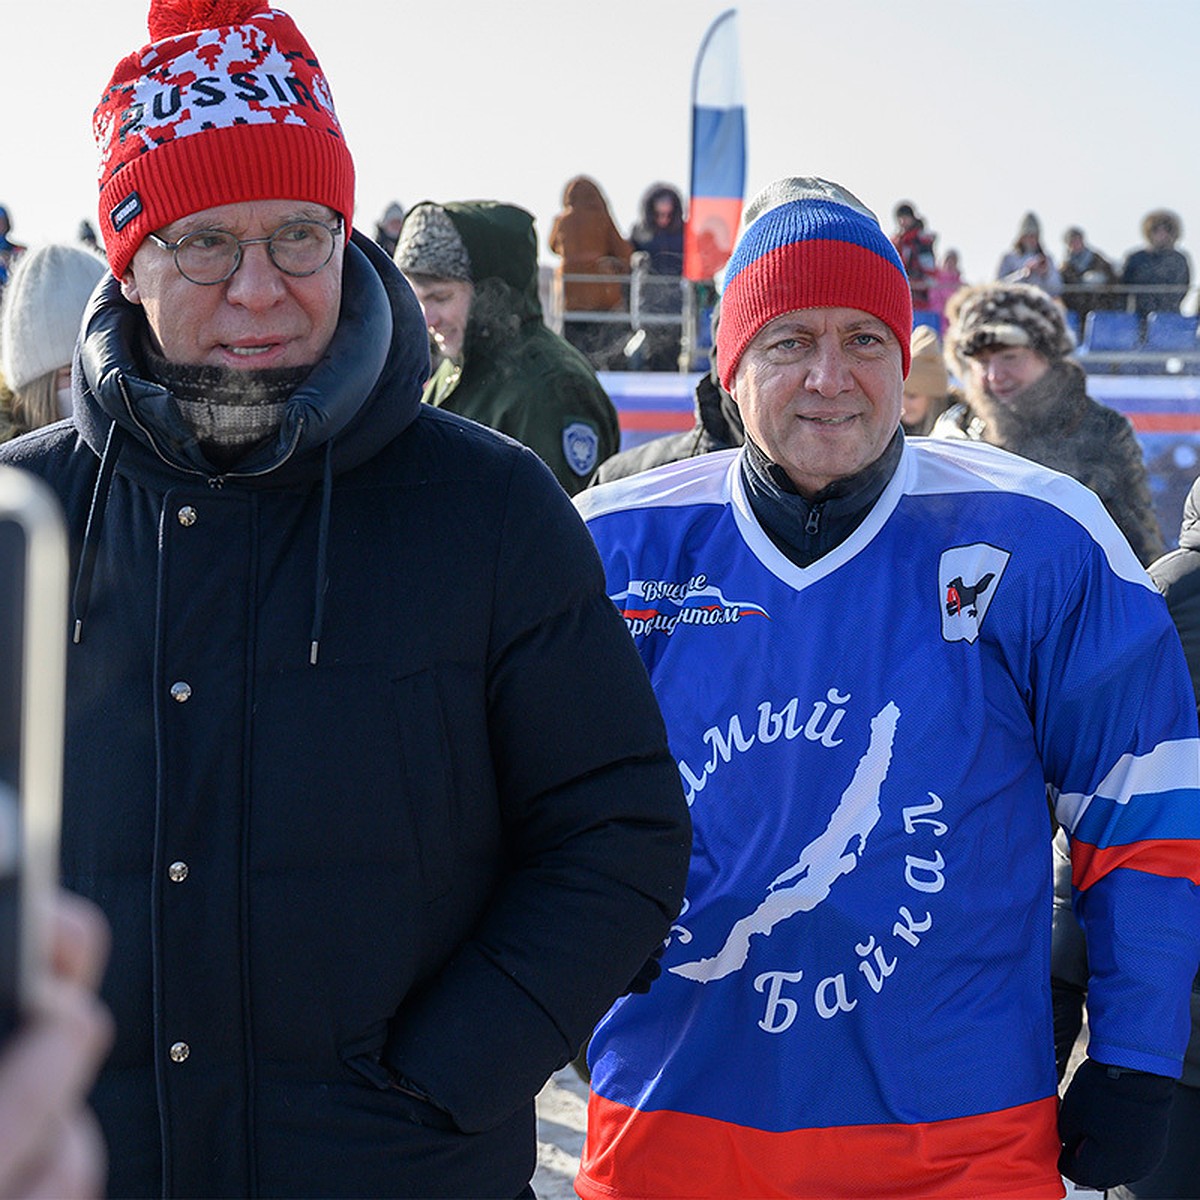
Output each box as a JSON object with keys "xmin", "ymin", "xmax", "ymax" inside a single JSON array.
[
  {"xmin": 574, "ymin": 449, "xmax": 737, "ymax": 521},
  {"xmin": 908, "ymin": 440, "xmax": 1154, "ymax": 591},
  {"xmin": 1053, "ymin": 737, "xmax": 1200, "ymax": 832}
]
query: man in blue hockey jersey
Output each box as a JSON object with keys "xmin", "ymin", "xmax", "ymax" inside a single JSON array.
[{"xmin": 574, "ymin": 176, "xmax": 1200, "ymax": 1199}]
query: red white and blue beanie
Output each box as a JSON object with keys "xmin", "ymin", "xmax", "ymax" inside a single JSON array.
[
  {"xmin": 715, "ymin": 177, "xmax": 913, "ymax": 392},
  {"xmin": 93, "ymin": 0, "xmax": 355, "ymax": 279}
]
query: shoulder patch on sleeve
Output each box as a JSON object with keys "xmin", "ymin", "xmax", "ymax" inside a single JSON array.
[{"xmin": 563, "ymin": 419, "xmax": 601, "ymax": 477}]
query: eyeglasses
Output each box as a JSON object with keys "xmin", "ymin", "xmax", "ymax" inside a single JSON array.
[{"xmin": 147, "ymin": 217, "xmax": 343, "ymax": 285}]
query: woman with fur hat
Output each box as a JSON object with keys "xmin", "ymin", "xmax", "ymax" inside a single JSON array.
[
  {"xmin": 1121, "ymin": 209, "xmax": 1191, "ymax": 318},
  {"xmin": 933, "ymin": 281, "xmax": 1163, "ymax": 564},
  {"xmin": 0, "ymin": 242, "xmax": 106, "ymax": 439}
]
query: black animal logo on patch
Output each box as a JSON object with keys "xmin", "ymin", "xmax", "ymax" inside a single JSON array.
[{"xmin": 946, "ymin": 573, "xmax": 995, "ymax": 618}]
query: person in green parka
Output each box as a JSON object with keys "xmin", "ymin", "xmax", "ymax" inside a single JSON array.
[{"xmin": 394, "ymin": 200, "xmax": 620, "ymax": 494}]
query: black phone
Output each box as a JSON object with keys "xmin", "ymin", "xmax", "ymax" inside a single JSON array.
[{"xmin": 0, "ymin": 466, "xmax": 67, "ymax": 1041}]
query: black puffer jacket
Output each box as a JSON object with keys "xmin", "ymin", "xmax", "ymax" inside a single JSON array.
[{"xmin": 0, "ymin": 234, "xmax": 690, "ymax": 1197}]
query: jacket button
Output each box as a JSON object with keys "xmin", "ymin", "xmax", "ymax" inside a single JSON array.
[
  {"xmin": 170, "ymin": 681, "xmax": 192, "ymax": 703},
  {"xmin": 168, "ymin": 861, "xmax": 189, "ymax": 883},
  {"xmin": 177, "ymin": 506, "xmax": 198, "ymax": 527},
  {"xmin": 169, "ymin": 1041, "xmax": 190, "ymax": 1063}
]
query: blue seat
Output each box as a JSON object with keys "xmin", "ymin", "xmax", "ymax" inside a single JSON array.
[
  {"xmin": 912, "ymin": 309, "xmax": 942, "ymax": 335},
  {"xmin": 1144, "ymin": 311, "xmax": 1199, "ymax": 351},
  {"xmin": 1081, "ymin": 310, "xmax": 1141, "ymax": 353}
]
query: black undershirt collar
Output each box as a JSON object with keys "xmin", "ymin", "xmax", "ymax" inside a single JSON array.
[{"xmin": 740, "ymin": 428, "xmax": 904, "ymax": 568}]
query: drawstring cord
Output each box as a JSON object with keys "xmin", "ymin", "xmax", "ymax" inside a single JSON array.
[
  {"xmin": 69, "ymin": 411, "xmax": 332, "ymax": 665},
  {"xmin": 72, "ymin": 421, "xmax": 124, "ymax": 644},
  {"xmin": 308, "ymin": 440, "xmax": 334, "ymax": 666}
]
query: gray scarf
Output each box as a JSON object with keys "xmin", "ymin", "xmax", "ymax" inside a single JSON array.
[{"xmin": 141, "ymin": 335, "xmax": 309, "ymax": 468}]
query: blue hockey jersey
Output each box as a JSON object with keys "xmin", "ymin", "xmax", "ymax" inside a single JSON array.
[{"xmin": 574, "ymin": 438, "xmax": 1200, "ymax": 1199}]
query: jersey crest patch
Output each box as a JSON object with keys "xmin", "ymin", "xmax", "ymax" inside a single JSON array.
[
  {"xmin": 563, "ymin": 421, "xmax": 600, "ymax": 477},
  {"xmin": 939, "ymin": 543, "xmax": 1009, "ymax": 643}
]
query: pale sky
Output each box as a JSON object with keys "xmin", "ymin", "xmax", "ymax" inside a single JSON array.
[{"xmin": 5, "ymin": 0, "xmax": 1198, "ymax": 290}]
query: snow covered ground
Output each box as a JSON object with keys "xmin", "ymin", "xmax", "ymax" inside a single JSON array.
[{"xmin": 534, "ymin": 1067, "xmax": 589, "ymax": 1200}]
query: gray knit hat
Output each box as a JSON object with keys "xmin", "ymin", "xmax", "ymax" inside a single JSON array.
[
  {"xmin": 944, "ymin": 282, "xmax": 1074, "ymax": 372},
  {"xmin": 393, "ymin": 203, "xmax": 472, "ymax": 281},
  {"xmin": 0, "ymin": 243, "xmax": 107, "ymax": 391}
]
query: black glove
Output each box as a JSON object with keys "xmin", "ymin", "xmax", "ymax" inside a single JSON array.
[{"xmin": 1058, "ymin": 1057, "xmax": 1174, "ymax": 1189}]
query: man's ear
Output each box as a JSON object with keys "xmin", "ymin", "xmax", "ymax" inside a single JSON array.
[{"xmin": 119, "ymin": 266, "xmax": 142, "ymax": 306}]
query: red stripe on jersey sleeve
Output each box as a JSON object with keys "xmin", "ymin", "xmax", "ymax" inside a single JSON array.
[{"xmin": 1071, "ymin": 838, "xmax": 1200, "ymax": 889}]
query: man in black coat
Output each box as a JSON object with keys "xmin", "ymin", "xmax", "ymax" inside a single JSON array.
[{"xmin": 0, "ymin": 1, "xmax": 691, "ymax": 1195}]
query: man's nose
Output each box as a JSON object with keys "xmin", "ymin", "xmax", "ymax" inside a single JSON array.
[
  {"xmin": 223, "ymin": 241, "xmax": 286, "ymax": 308},
  {"xmin": 804, "ymin": 341, "xmax": 853, "ymax": 396}
]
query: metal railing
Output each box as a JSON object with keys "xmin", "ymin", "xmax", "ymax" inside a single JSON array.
[
  {"xmin": 544, "ymin": 265, "xmax": 707, "ymax": 372},
  {"xmin": 1056, "ymin": 281, "xmax": 1198, "ymax": 314},
  {"xmin": 547, "ymin": 268, "xmax": 687, "ymax": 328},
  {"xmin": 540, "ymin": 274, "xmax": 1200, "ymax": 372}
]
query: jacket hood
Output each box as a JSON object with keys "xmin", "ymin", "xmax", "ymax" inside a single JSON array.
[
  {"xmin": 74, "ymin": 232, "xmax": 429, "ymax": 488},
  {"xmin": 634, "ymin": 184, "xmax": 684, "ymax": 239},
  {"xmin": 66, "ymin": 232, "xmax": 430, "ymax": 661},
  {"xmin": 561, "ymin": 176, "xmax": 608, "ymax": 212},
  {"xmin": 440, "ymin": 202, "xmax": 541, "ymax": 321}
]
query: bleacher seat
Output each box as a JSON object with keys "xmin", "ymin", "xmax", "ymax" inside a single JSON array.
[
  {"xmin": 1144, "ymin": 311, "xmax": 1199, "ymax": 351},
  {"xmin": 912, "ymin": 310, "xmax": 942, "ymax": 335},
  {"xmin": 1080, "ymin": 310, "xmax": 1141, "ymax": 353},
  {"xmin": 1138, "ymin": 311, "xmax": 1200, "ymax": 375}
]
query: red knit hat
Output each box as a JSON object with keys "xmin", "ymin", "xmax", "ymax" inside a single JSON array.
[
  {"xmin": 93, "ymin": 0, "xmax": 355, "ymax": 278},
  {"xmin": 716, "ymin": 178, "xmax": 913, "ymax": 392}
]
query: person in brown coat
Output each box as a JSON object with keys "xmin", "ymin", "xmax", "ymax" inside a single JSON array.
[{"xmin": 549, "ymin": 176, "xmax": 632, "ymax": 367}]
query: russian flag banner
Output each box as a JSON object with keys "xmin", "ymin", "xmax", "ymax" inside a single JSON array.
[{"xmin": 684, "ymin": 9, "xmax": 746, "ymax": 282}]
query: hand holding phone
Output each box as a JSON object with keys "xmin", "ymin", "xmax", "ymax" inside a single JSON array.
[{"xmin": 0, "ymin": 466, "xmax": 68, "ymax": 1040}]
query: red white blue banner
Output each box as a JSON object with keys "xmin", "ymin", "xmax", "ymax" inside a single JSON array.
[{"xmin": 684, "ymin": 9, "xmax": 747, "ymax": 282}]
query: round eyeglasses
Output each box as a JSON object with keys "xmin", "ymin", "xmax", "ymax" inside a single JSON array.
[{"xmin": 146, "ymin": 218, "xmax": 343, "ymax": 285}]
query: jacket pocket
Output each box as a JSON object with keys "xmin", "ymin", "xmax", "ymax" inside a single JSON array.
[
  {"xmin": 343, "ymin": 1052, "xmax": 459, "ymax": 1131},
  {"xmin": 391, "ymin": 668, "xmax": 457, "ymax": 899}
]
